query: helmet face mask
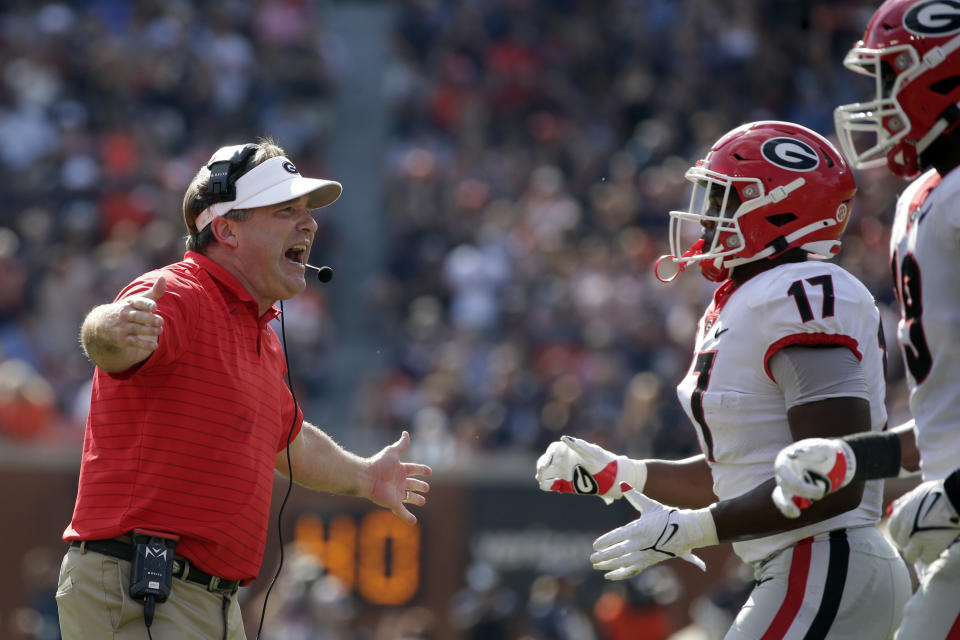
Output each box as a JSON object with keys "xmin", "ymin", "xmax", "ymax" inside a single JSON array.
[
  {"xmin": 663, "ymin": 121, "xmax": 857, "ymax": 283},
  {"xmin": 834, "ymin": 0, "xmax": 960, "ymax": 179},
  {"xmin": 668, "ymin": 169, "xmax": 754, "ymax": 282},
  {"xmin": 834, "ymin": 44, "xmax": 920, "ymax": 172}
]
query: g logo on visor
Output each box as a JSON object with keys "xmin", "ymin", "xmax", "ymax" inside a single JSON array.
[
  {"xmin": 282, "ymin": 161, "xmax": 299, "ymax": 175},
  {"xmin": 904, "ymin": 0, "xmax": 960, "ymax": 36},
  {"xmin": 761, "ymin": 137, "xmax": 820, "ymax": 172}
]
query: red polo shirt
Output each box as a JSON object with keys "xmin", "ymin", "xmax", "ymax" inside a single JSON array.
[{"xmin": 64, "ymin": 252, "xmax": 303, "ymax": 583}]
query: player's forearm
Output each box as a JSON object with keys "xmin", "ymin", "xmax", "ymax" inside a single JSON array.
[
  {"xmin": 276, "ymin": 421, "xmax": 371, "ymax": 497},
  {"xmin": 645, "ymin": 456, "xmax": 861, "ymax": 543},
  {"xmin": 712, "ymin": 477, "xmax": 864, "ymax": 543},
  {"xmin": 644, "ymin": 455, "xmax": 716, "ymax": 508}
]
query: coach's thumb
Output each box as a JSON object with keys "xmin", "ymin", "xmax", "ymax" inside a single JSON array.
[
  {"xmin": 145, "ymin": 276, "xmax": 166, "ymax": 301},
  {"xmin": 392, "ymin": 430, "xmax": 411, "ymax": 455}
]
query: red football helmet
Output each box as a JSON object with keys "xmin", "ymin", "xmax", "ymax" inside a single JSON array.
[
  {"xmin": 656, "ymin": 121, "xmax": 857, "ymax": 283},
  {"xmin": 834, "ymin": 0, "xmax": 960, "ymax": 178}
]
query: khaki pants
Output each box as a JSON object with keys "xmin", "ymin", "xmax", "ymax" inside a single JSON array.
[{"xmin": 56, "ymin": 545, "xmax": 246, "ymax": 640}]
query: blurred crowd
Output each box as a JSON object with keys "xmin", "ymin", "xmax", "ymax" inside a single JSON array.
[
  {"xmin": 0, "ymin": 1, "xmax": 919, "ymax": 639},
  {"xmin": 0, "ymin": 0, "xmax": 342, "ymax": 446},
  {"xmin": 347, "ymin": 0, "xmax": 909, "ymax": 465},
  {"xmin": 0, "ymin": 0, "xmax": 909, "ymax": 460}
]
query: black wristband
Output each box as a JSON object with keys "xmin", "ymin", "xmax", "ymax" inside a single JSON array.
[
  {"xmin": 943, "ymin": 468, "xmax": 960, "ymax": 513},
  {"xmin": 845, "ymin": 431, "xmax": 901, "ymax": 484}
]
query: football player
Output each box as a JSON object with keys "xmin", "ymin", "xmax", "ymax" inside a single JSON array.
[
  {"xmin": 537, "ymin": 121, "xmax": 911, "ymax": 638},
  {"xmin": 771, "ymin": 1, "xmax": 960, "ymax": 637}
]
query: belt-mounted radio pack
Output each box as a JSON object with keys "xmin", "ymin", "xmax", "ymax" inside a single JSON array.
[{"xmin": 129, "ymin": 529, "xmax": 180, "ymax": 633}]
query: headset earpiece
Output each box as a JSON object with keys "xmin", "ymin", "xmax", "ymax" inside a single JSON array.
[{"xmin": 206, "ymin": 143, "xmax": 258, "ymax": 203}]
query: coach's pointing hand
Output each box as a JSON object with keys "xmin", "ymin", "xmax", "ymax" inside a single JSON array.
[{"xmin": 81, "ymin": 277, "xmax": 166, "ymax": 373}]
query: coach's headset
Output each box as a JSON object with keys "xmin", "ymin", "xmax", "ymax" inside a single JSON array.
[{"xmin": 206, "ymin": 143, "xmax": 259, "ymax": 205}]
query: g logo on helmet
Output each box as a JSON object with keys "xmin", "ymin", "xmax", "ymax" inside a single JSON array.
[
  {"xmin": 572, "ymin": 465, "xmax": 599, "ymax": 495},
  {"xmin": 904, "ymin": 0, "xmax": 960, "ymax": 36},
  {"xmin": 760, "ymin": 137, "xmax": 820, "ymax": 172},
  {"xmin": 282, "ymin": 161, "xmax": 299, "ymax": 174}
]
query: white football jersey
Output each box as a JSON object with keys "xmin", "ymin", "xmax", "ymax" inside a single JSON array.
[
  {"xmin": 890, "ymin": 167, "xmax": 960, "ymax": 482},
  {"xmin": 676, "ymin": 261, "xmax": 886, "ymax": 564}
]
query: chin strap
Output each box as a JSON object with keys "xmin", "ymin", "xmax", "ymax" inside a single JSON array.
[
  {"xmin": 736, "ymin": 178, "xmax": 805, "ymax": 216},
  {"xmin": 724, "ymin": 217, "xmax": 840, "ymax": 269}
]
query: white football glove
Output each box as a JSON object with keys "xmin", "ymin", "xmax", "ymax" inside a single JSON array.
[
  {"xmin": 887, "ymin": 477, "xmax": 960, "ymax": 565},
  {"xmin": 589, "ymin": 487, "xmax": 716, "ymax": 580},
  {"xmin": 771, "ymin": 438, "xmax": 856, "ymax": 518},
  {"xmin": 535, "ymin": 435, "xmax": 647, "ymax": 505}
]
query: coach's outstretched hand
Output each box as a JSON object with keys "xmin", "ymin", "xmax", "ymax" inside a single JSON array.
[
  {"xmin": 535, "ymin": 435, "xmax": 647, "ymax": 504},
  {"xmin": 367, "ymin": 430, "xmax": 432, "ymax": 525}
]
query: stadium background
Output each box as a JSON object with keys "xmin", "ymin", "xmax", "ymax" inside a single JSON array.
[{"xmin": 0, "ymin": 1, "xmax": 918, "ymax": 638}]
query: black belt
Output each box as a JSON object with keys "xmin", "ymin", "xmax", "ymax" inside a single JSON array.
[{"xmin": 70, "ymin": 538, "xmax": 240, "ymax": 594}]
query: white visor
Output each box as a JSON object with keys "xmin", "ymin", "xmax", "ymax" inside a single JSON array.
[{"xmin": 194, "ymin": 156, "xmax": 342, "ymax": 232}]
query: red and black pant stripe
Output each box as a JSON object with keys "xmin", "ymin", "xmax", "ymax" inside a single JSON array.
[{"xmin": 760, "ymin": 530, "xmax": 850, "ymax": 640}]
